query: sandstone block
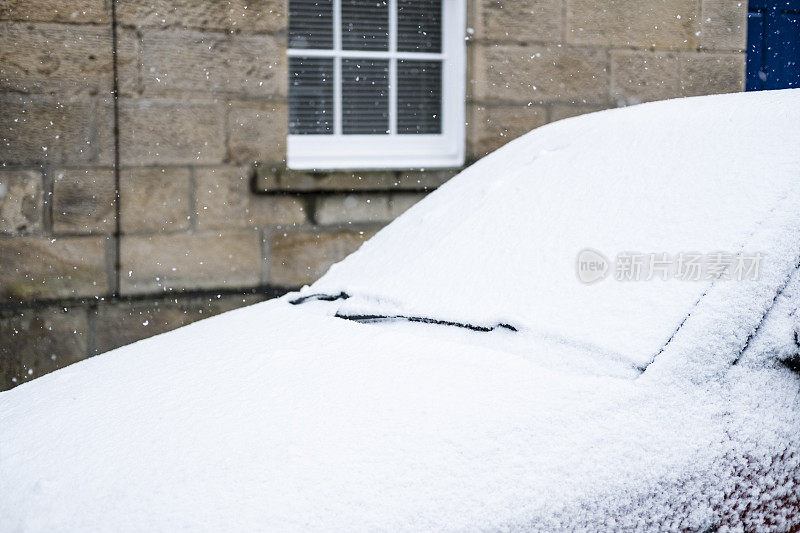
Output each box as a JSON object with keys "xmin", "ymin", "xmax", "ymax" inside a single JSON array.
[
  {"xmin": 0, "ymin": 306, "xmax": 89, "ymax": 391},
  {"xmin": 549, "ymin": 102, "xmax": 609, "ymax": 122},
  {"xmin": 394, "ymin": 170, "xmax": 458, "ymax": 190},
  {"xmin": 610, "ymin": 50, "xmax": 680, "ymax": 105},
  {"xmin": 269, "ymin": 231, "xmax": 374, "ymax": 286},
  {"xmin": 680, "ymin": 52, "xmax": 745, "ymax": 96},
  {"xmin": 117, "ymin": 0, "xmax": 285, "ymax": 32},
  {"xmin": 0, "ymin": 0, "xmax": 107, "ymax": 23},
  {"xmin": 474, "ymin": 43, "xmax": 609, "ymax": 104},
  {"xmin": 227, "ymin": 101, "xmax": 287, "ymax": 164},
  {"xmin": 140, "ymin": 29, "xmax": 285, "ymax": 97},
  {"xmin": 314, "ymin": 192, "xmax": 425, "ymax": 225},
  {"xmin": 0, "ymin": 22, "xmax": 113, "ymax": 94},
  {"xmin": 388, "ymin": 193, "xmax": 426, "ymax": 218},
  {"xmin": 566, "ymin": 0, "xmax": 699, "ymax": 50},
  {"xmin": 93, "ymin": 293, "xmax": 268, "ymax": 354},
  {"xmin": 120, "ymin": 167, "xmax": 191, "ymax": 233},
  {"xmin": 117, "ymin": 29, "xmax": 142, "ymax": 97},
  {"xmin": 52, "ymin": 168, "xmax": 116, "ymax": 234},
  {"xmin": 0, "ymin": 236, "xmax": 108, "ymax": 300},
  {"xmin": 476, "ymin": 0, "xmax": 562, "ymax": 43},
  {"xmin": 699, "ymin": 0, "xmax": 748, "ymax": 51},
  {"xmin": 120, "ymin": 230, "xmax": 262, "ymax": 294},
  {"xmin": 611, "ymin": 50, "xmax": 745, "ymax": 105},
  {"xmin": 118, "ymin": 98, "xmax": 225, "ymax": 165},
  {"xmin": 255, "ymin": 167, "xmax": 457, "ymax": 192},
  {"xmin": 0, "ymin": 169, "xmax": 42, "ymax": 234},
  {"xmin": 469, "ymin": 104, "xmax": 547, "ymax": 158},
  {"xmin": 0, "ymin": 94, "xmax": 98, "ymax": 164},
  {"xmin": 194, "ymin": 166, "xmax": 306, "ymax": 229},
  {"xmin": 315, "ymin": 194, "xmax": 392, "ymax": 225}
]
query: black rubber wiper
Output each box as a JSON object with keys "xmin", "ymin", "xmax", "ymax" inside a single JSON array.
[
  {"xmin": 289, "ymin": 292, "xmax": 516, "ymax": 332},
  {"xmin": 289, "ymin": 292, "xmax": 350, "ymax": 305},
  {"xmin": 334, "ymin": 312, "xmax": 517, "ymax": 333}
]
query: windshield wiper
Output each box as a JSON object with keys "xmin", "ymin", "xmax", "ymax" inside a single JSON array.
[
  {"xmin": 289, "ymin": 292, "xmax": 516, "ymax": 332},
  {"xmin": 334, "ymin": 312, "xmax": 517, "ymax": 333}
]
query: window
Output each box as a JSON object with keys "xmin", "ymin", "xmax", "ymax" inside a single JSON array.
[{"xmin": 287, "ymin": 0, "xmax": 466, "ymax": 170}]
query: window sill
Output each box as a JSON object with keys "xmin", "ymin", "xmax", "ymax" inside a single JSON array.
[{"xmin": 287, "ymin": 134, "xmax": 465, "ymax": 171}]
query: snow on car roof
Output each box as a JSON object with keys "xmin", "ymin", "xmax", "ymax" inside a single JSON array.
[
  {"xmin": 2, "ymin": 91, "xmax": 799, "ymax": 531},
  {"xmin": 305, "ymin": 89, "xmax": 800, "ymax": 370}
]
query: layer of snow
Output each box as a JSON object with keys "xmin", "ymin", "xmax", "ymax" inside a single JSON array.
[
  {"xmin": 1, "ymin": 299, "xmax": 798, "ymax": 531},
  {"xmin": 306, "ymin": 89, "xmax": 800, "ymax": 370},
  {"xmin": 2, "ymin": 90, "xmax": 800, "ymax": 530}
]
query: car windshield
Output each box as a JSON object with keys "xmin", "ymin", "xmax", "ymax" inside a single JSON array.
[{"xmin": 297, "ymin": 90, "xmax": 800, "ymax": 370}]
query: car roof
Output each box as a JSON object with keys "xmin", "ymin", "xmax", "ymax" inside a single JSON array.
[
  {"xmin": 3, "ymin": 91, "xmax": 800, "ymax": 530},
  {"xmin": 304, "ymin": 89, "xmax": 800, "ymax": 371}
]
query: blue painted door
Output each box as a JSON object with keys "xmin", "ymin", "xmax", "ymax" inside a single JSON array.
[{"xmin": 747, "ymin": 0, "xmax": 800, "ymax": 90}]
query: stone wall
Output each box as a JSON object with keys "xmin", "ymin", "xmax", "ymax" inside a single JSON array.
[{"xmin": 0, "ymin": 0, "xmax": 747, "ymax": 389}]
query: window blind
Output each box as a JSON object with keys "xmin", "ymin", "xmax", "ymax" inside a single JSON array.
[
  {"xmin": 288, "ymin": 0, "xmax": 333, "ymax": 49},
  {"xmin": 288, "ymin": 0, "xmax": 444, "ymax": 136},
  {"xmin": 342, "ymin": 0, "xmax": 389, "ymax": 51},
  {"xmin": 289, "ymin": 57, "xmax": 334, "ymax": 134},
  {"xmin": 397, "ymin": 60, "xmax": 441, "ymax": 134},
  {"xmin": 397, "ymin": 0, "xmax": 441, "ymax": 52}
]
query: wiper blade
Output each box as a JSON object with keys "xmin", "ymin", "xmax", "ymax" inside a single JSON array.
[
  {"xmin": 289, "ymin": 292, "xmax": 349, "ymax": 305},
  {"xmin": 335, "ymin": 312, "xmax": 517, "ymax": 333},
  {"xmin": 290, "ymin": 291, "xmax": 517, "ymax": 332}
]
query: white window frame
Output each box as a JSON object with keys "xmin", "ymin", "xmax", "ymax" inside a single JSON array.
[{"xmin": 286, "ymin": 0, "xmax": 466, "ymax": 170}]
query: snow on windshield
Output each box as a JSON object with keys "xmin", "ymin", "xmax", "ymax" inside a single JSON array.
[{"xmin": 303, "ymin": 89, "xmax": 800, "ymax": 369}]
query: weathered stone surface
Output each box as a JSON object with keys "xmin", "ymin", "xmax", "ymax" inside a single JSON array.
[
  {"xmin": 118, "ymin": 98, "xmax": 225, "ymax": 165},
  {"xmin": 699, "ymin": 0, "xmax": 747, "ymax": 51},
  {"xmin": 120, "ymin": 230, "xmax": 262, "ymax": 294},
  {"xmin": 680, "ymin": 52, "xmax": 745, "ymax": 96},
  {"xmin": 0, "ymin": 169, "xmax": 42, "ymax": 234},
  {"xmin": 255, "ymin": 167, "xmax": 456, "ymax": 192},
  {"xmin": 388, "ymin": 193, "xmax": 426, "ymax": 218},
  {"xmin": 611, "ymin": 51, "xmax": 745, "ymax": 105},
  {"xmin": 0, "ymin": 236, "xmax": 108, "ymax": 300},
  {"xmin": 52, "ymin": 168, "xmax": 116, "ymax": 234},
  {"xmin": 549, "ymin": 102, "xmax": 609, "ymax": 122},
  {"xmin": 610, "ymin": 50, "xmax": 680, "ymax": 105},
  {"xmin": 194, "ymin": 166, "xmax": 306, "ymax": 229},
  {"xmin": 474, "ymin": 43, "xmax": 609, "ymax": 104},
  {"xmin": 120, "ymin": 167, "xmax": 191, "ymax": 233},
  {"xmin": 469, "ymin": 104, "xmax": 547, "ymax": 158},
  {"xmin": 477, "ymin": 0, "xmax": 563, "ymax": 43},
  {"xmin": 0, "ymin": 306, "xmax": 89, "ymax": 391},
  {"xmin": 117, "ymin": 29, "xmax": 141, "ymax": 97},
  {"xmin": 0, "ymin": 0, "xmax": 107, "ymax": 23},
  {"xmin": 93, "ymin": 293, "xmax": 267, "ymax": 354},
  {"xmin": 117, "ymin": 0, "xmax": 285, "ymax": 32},
  {"xmin": 394, "ymin": 170, "xmax": 458, "ymax": 190},
  {"xmin": 566, "ymin": 0, "xmax": 699, "ymax": 50},
  {"xmin": 0, "ymin": 22, "xmax": 113, "ymax": 94},
  {"xmin": 269, "ymin": 231, "xmax": 375, "ymax": 286},
  {"xmin": 227, "ymin": 101, "xmax": 287, "ymax": 164},
  {"xmin": 141, "ymin": 30, "xmax": 285, "ymax": 97},
  {"xmin": 95, "ymin": 97, "xmax": 115, "ymax": 165},
  {"xmin": 315, "ymin": 194, "xmax": 392, "ymax": 225},
  {"xmin": 0, "ymin": 94, "xmax": 98, "ymax": 164},
  {"xmin": 315, "ymin": 193, "xmax": 426, "ymax": 225}
]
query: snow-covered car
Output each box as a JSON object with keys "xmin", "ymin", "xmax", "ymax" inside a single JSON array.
[{"xmin": 2, "ymin": 90, "xmax": 800, "ymax": 531}]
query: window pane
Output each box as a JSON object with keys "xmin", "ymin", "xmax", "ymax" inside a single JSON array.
[
  {"xmin": 289, "ymin": 0, "xmax": 333, "ymax": 49},
  {"xmin": 342, "ymin": 59, "xmax": 389, "ymax": 134},
  {"xmin": 289, "ymin": 57, "xmax": 334, "ymax": 134},
  {"xmin": 397, "ymin": 0, "xmax": 442, "ymax": 52},
  {"xmin": 397, "ymin": 60, "xmax": 441, "ymax": 134},
  {"xmin": 342, "ymin": 0, "xmax": 389, "ymax": 51}
]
